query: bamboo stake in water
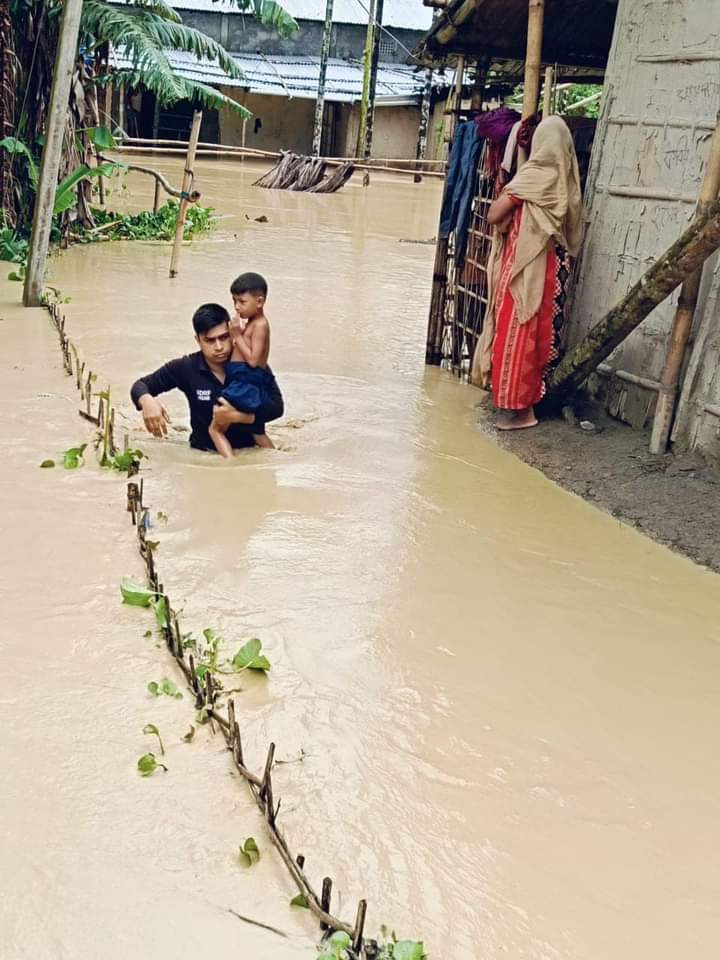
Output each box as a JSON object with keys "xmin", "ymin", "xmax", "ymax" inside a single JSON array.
[
  {"xmin": 169, "ymin": 110, "xmax": 202, "ymax": 279},
  {"xmin": 312, "ymin": 0, "xmax": 334, "ymax": 156}
]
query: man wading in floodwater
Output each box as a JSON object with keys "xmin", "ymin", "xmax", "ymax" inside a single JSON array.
[{"xmin": 130, "ymin": 303, "xmax": 284, "ymax": 451}]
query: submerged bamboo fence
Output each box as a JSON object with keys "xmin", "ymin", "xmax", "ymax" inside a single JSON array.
[{"xmin": 41, "ymin": 296, "xmax": 399, "ymax": 959}]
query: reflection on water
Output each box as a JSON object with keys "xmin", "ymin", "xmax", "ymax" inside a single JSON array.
[{"xmin": 49, "ymin": 156, "xmax": 720, "ymax": 958}]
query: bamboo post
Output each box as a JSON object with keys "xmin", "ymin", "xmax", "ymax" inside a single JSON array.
[
  {"xmin": 356, "ymin": 0, "xmax": 377, "ymax": 158},
  {"xmin": 312, "ymin": 0, "xmax": 334, "ymax": 156},
  {"xmin": 118, "ymin": 81, "xmax": 126, "ymax": 136},
  {"xmin": 169, "ymin": 110, "xmax": 202, "ymax": 279},
  {"xmin": 522, "ymin": 0, "xmax": 545, "ymax": 117},
  {"xmin": 542, "ymin": 65, "xmax": 554, "ymax": 118},
  {"xmin": 152, "ymin": 96, "xmax": 161, "ymax": 141},
  {"xmin": 104, "ymin": 80, "xmax": 113, "ymax": 128},
  {"xmin": 361, "ymin": 0, "xmax": 385, "ymax": 186},
  {"xmin": 22, "ymin": 0, "xmax": 84, "ymax": 306},
  {"xmin": 547, "ymin": 194, "xmax": 720, "ymax": 403},
  {"xmin": 413, "ymin": 68, "xmax": 433, "ymax": 184},
  {"xmin": 518, "ymin": 0, "xmax": 545, "ymax": 166},
  {"xmin": 649, "ymin": 110, "xmax": 720, "ymax": 454}
]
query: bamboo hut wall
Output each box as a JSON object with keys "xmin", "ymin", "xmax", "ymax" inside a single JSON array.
[{"xmin": 569, "ymin": 0, "xmax": 720, "ymax": 455}]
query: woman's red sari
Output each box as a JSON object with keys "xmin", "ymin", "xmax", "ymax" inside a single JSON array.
[{"xmin": 491, "ymin": 200, "xmax": 571, "ymax": 410}]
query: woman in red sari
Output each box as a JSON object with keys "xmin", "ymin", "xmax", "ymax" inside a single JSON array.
[{"xmin": 472, "ymin": 116, "xmax": 583, "ymax": 429}]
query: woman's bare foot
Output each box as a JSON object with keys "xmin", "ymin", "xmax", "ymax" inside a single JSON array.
[{"xmin": 494, "ymin": 407, "xmax": 538, "ymax": 430}]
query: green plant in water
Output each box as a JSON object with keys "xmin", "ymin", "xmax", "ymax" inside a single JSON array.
[
  {"xmin": 120, "ymin": 577, "xmax": 159, "ymax": 606},
  {"xmin": 76, "ymin": 202, "xmax": 217, "ymax": 243},
  {"xmin": 182, "ymin": 725, "xmax": 196, "ymax": 743},
  {"xmin": 142, "ymin": 723, "xmax": 165, "ymax": 755},
  {"xmin": 42, "ymin": 443, "xmax": 87, "ymax": 469},
  {"xmin": 194, "ymin": 627, "xmax": 222, "ymax": 680},
  {"xmin": 105, "ymin": 447, "xmax": 146, "ymax": 472},
  {"xmin": 147, "ymin": 678, "xmax": 183, "ymax": 700},
  {"xmin": 290, "ymin": 894, "xmax": 309, "ymax": 909},
  {"xmin": 317, "ymin": 931, "xmax": 352, "ymax": 960},
  {"xmin": 230, "ymin": 637, "xmax": 271, "ymax": 673},
  {"xmin": 238, "ymin": 837, "xmax": 260, "ymax": 867},
  {"xmin": 137, "ymin": 752, "xmax": 167, "ymax": 777}
]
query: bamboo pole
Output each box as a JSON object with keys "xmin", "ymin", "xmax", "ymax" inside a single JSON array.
[
  {"xmin": 118, "ymin": 81, "xmax": 126, "ymax": 136},
  {"xmin": 522, "ymin": 0, "xmax": 545, "ymax": 118},
  {"xmin": 414, "ymin": 68, "xmax": 433, "ymax": 184},
  {"xmin": 361, "ymin": 0, "xmax": 386, "ymax": 186},
  {"xmin": 547, "ymin": 194, "xmax": 720, "ymax": 403},
  {"xmin": 23, "ymin": 0, "xmax": 84, "ymax": 306},
  {"xmin": 120, "ymin": 136, "xmax": 447, "ymax": 164},
  {"xmin": 542, "ymin": 65, "xmax": 554, "ymax": 119},
  {"xmin": 649, "ymin": 110, "xmax": 720, "ymax": 454},
  {"xmin": 169, "ymin": 110, "xmax": 202, "ymax": 279},
  {"xmin": 312, "ymin": 0, "xmax": 334, "ymax": 156},
  {"xmin": 356, "ymin": 0, "xmax": 377, "ymax": 158},
  {"xmin": 518, "ymin": 0, "xmax": 545, "ymax": 166}
]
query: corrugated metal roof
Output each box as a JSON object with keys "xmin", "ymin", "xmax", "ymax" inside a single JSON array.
[
  {"xmin": 109, "ymin": 0, "xmax": 432, "ymax": 31},
  {"xmin": 111, "ymin": 48, "xmax": 446, "ymax": 102}
]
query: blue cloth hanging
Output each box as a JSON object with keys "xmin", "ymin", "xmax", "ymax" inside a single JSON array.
[{"xmin": 439, "ymin": 121, "xmax": 483, "ymax": 266}]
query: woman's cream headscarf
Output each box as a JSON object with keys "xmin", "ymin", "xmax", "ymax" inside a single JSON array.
[{"xmin": 471, "ymin": 116, "xmax": 583, "ymax": 385}]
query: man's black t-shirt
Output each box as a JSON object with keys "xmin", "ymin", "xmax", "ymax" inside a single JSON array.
[{"xmin": 130, "ymin": 352, "xmax": 284, "ymax": 451}]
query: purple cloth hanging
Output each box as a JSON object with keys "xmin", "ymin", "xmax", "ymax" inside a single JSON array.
[{"xmin": 475, "ymin": 106, "xmax": 522, "ymax": 143}]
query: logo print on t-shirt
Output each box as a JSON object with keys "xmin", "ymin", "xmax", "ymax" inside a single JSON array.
[{"xmin": 196, "ymin": 389, "xmax": 212, "ymax": 401}]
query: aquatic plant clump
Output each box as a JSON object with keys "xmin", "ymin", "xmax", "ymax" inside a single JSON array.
[{"xmin": 74, "ymin": 202, "xmax": 217, "ymax": 244}]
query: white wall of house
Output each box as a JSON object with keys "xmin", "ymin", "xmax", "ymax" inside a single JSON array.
[
  {"xmin": 571, "ymin": 0, "xmax": 720, "ymax": 460},
  {"xmin": 218, "ymin": 87, "xmax": 437, "ymax": 161},
  {"xmin": 218, "ymin": 88, "xmax": 317, "ymax": 154}
]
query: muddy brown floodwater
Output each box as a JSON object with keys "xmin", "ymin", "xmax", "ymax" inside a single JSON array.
[{"xmin": 5, "ymin": 156, "xmax": 720, "ymax": 959}]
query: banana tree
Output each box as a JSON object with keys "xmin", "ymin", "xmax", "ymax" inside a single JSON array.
[{"xmin": 8, "ymin": 0, "xmax": 298, "ymax": 230}]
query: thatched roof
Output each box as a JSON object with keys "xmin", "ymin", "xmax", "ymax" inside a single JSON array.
[{"xmin": 414, "ymin": 0, "xmax": 618, "ymax": 80}]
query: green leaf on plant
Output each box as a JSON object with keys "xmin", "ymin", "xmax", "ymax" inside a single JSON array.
[
  {"xmin": 143, "ymin": 722, "xmax": 165, "ymax": 755},
  {"xmin": 392, "ymin": 943, "xmax": 425, "ymax": 960},
  {"xmin": 0, "ymin": 136, "xmax": 38, "ymax": 187},
  {"xmin": 108, "ymin": 448, "xmax": 145, "ymax": 471},
  {"xmin": 137, "ymin": 752, "xmax": 167, "ymax": 776},
  {"xmin": 40, "ymin": 459, "xmax": 55, "ymax": 468},
  {"xmin": 290, "ymin": 894, "xmax": 309, "ymax": 908},
  {"xmin": 148, "ymin": 678, "xmax": 182, "ymax": 699},
  {"xmin": 62, "ymin": 444, "xmax": 87, "ymax": 469},
  {"xmin": 149, "ymin": 594, "xmax": 168, "ymax": 629},
  {"xmin": 239, "ymin": 837, "xmax": 260, "ymax": 867},
  {"xmin": 120, "ymin": 577, "xmax": 157, "ymax": 607},
  {"xmin": 182, "ymin": 725, "xmax": 196, "ymax": 743},
  {"xmin": 231, "ymin": 637, "xmax": 271, "ymax": 672},
  {"xmin": 85, "ymin": 124, "xmax": 116, "ymax": 150},
  {"xmin": 328, "ymin": 932, "xmax": 352, "ymax": 951},
  {"xmin": 161, "ymin": 677, "xmax": 181, "ymax": 698}
]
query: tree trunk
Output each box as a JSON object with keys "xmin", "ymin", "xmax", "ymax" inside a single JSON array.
[
  {"xmin": 547, "ymin": 195, "xmax": 720, "ymax": 402},
  {"xmin": 0, "ymin": 0, "xmax": 16, "ymax": 225}
]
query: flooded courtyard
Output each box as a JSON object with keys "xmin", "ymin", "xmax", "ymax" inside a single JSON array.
[{"xmin": 3, "ymin": 157, "xmax": 720, "ymax": 958}]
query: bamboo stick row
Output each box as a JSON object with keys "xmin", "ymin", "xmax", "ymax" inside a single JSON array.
[
  {"xmin": 43, "ymin": 299, "xmax": 375, "ymax": 958},
  {"xmin": 120, "ymin": 135, "xmax": 447, "ymax": 167}
]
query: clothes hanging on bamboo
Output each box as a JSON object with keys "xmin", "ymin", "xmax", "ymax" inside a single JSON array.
[{"xmin": 439, "ymin": 121, "xmax": 484, "ymax": 266}]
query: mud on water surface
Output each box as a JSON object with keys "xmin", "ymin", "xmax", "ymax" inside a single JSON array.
[{"xmin": 2, "ymin": 156, "xmax": 720, "ymax": 960}]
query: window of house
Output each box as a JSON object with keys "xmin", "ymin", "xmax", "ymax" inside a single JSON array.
[{"xmin": 379, "ymin": 36, "xmax": 397, "ymax": 58}]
